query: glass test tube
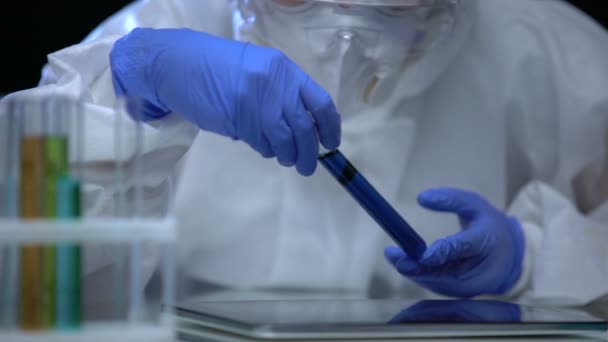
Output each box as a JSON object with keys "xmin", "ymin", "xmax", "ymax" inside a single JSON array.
[
  {"xmin": 40, "ymin": 100, "xmax": 62, "ymax": 328},
  {"xmin": 0, "ymin": 100, "xmax": 6, "ymax": 218},
  {"xmin": 18, "ymin": 99, "xmax": 45, "ymax": 331},
  {"xmin": 0, "ymin": 100, "xmax": 7, "ymax": 326},
  {"xmin": 50, "ymin": 98, "xmax": 82, "ymax": 329},
  {"xmin": 113, "ymin": 97, "xmax": 145, "ymax": 323},
  {"xmin": 130, "ymin": 98, "xmax": 144, "ymax": 323},
  {"xmin": 113, "ymin": 98, "xmax": 127, "ymax": 320},
  {"xmin": 318, "ymin": 149, "xmax": 427, "ymax": 260},
  {"xmin": 1, "ymin": 99, "xmax": 21, "ymax": 329}
]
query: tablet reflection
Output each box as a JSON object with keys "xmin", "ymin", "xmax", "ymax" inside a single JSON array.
[{"xmin": 389, "ymin": 300, "xmax": 522, "ymax": 324}]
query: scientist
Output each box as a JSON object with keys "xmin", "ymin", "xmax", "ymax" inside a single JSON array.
[{"xmin": 4, "ymin": 0, "xmax": 608, "ymax": 306}]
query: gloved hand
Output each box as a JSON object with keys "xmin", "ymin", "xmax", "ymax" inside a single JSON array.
[
  {"xmin": 110, "ymin": 28, "xmax": 341, "ymax": 176},
  {"xmin": 384, "ymin": 188, "xmax": 525, "ymax": 298},
  {"xmin": 389, "ymin": 300, "xmax": 521, "ymax": 323}
]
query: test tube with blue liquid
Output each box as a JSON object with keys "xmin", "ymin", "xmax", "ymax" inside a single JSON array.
[{"xmin": 318, "ymin": 148, "xmax": 427, "ymax": 260}]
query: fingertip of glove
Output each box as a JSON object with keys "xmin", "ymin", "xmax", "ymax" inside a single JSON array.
[
  {"xmin": 418, "ymin": 241, "xmax": 447, "ymax": 266},
  {"xmin": 394, "ymin": 258, "xmax": 421, "ymax": 275},
  {"xmin": 278, "ymin": 158, "xmax": 296, "ymax": 168},
  {"xmin": 260, "ymin": 151, "xmax": 275, "ymax": 159},
  {"xmin": 321, "ymin": 138, "xmax": 340, "ymax": 152},
  {"xmin": 296, "ymin": 163, "xmax": 316, "ymax": 177},
  {"xmin": 417, "ymin": 188, "xmax": 447, "ymax": 204},
  {"xmin": 384, "ymin": 246, "xmax": 404, "ymax": 264}
]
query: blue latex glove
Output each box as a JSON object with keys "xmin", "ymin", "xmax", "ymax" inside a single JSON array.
[
  {"xmin": 384, "ymin": 188, "xmax": 525, "ymax": 298},
  {"xmin": 110, "ymin": 28, "xmax": 341, "ymax": 176},
  {"xmin": 389, "ymin": 300, "xmax": 521, "ymax": 323}
]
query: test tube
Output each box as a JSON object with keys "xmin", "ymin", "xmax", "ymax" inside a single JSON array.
[
  {"xmin": 129, "ymin": 97, "xmax": 144, "ymax": 323},
  {"xmin": 18, "ymin": 98, "xmax": 45, "ymax": 330},
  {"xmin": 0, "ymin": 99, "xmax": 6, "ymax": 218},
  {"xmin": 113, "ymin": 98, "xmax": 127, "ymax": 320},
  {"xmin": 51, "ymin": 97, "xmax": 82, "ymax": 329},
  {"xmin": 1, "ymin": 98, "xmax": 21, "ymax": 329},
  {"xmin": 113, "ymin": 97, "xmax": 144, "ymax": 323},
  {"xmin": 0, "ymin": 100, "xmax": 8, "ymax": 326},
  {"xmin": 40, "ymin": 99, "xmax": 63, "ymax": 328},
  {"xmin": 318, "ymin": 149, "xmax": 427, "ymax": 260}
]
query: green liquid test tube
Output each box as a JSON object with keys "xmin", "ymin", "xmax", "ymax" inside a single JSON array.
[
  {"xmin": 42, "ymin": 136, "xmax": 68, "ymax": 328},
  {"xmin": 55, "ymin": 176, "xmax": 82, "ymax": 329}
]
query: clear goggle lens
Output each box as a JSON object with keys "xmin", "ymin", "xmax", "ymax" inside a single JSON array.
[{"xmin": 265, "ymin": 0, "xmax": 452, "ymax": 16}]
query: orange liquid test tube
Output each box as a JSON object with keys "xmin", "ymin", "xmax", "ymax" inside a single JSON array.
[
  {"xmin": 19, "ymin": 136, "xmax": 44, "ymax": 330},
  {"xmin": 17, "ymin": 101, "xmax": 46, "ymax": 331}
]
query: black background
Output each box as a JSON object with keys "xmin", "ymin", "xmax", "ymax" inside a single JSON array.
[{"xmin": 1, "ymin": 1, "xmax": 606, "ymax": 94}]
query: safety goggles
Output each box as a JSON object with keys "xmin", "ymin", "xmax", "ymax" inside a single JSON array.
[{"xmin": 246, "ymin": 0, "xmax": 457, "ymax": 19}]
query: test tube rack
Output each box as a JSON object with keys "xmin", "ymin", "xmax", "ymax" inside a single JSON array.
[{"xmin": 0, "ymin": 217, "xmax": 177, "ymax": 342}]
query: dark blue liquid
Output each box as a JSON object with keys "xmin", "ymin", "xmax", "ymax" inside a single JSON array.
[{"xmin": 319, "ymin": 150, "xmax": 427, "ymax": 260}]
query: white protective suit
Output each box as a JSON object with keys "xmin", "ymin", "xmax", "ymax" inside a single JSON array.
[{"xmin": 3, "ymin": 0, "xmax": 608, "ymax": 308}]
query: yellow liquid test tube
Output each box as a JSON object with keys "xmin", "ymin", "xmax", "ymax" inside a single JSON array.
[{"xmin": 19, "ymin": 135, "xmax": 44, "ymax": 331}]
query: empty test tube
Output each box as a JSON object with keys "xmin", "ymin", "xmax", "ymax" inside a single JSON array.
[
  {"xmin": 1, "ymin": 99, "xmax": 20, "ymax": 329},
  {"xmin": 113, "ymin": 97, "xmax": 145, "ymax": 323},
  {"xmin": 129, "ymin": 98, "xmax": 144, "ymax": 323},
  {"xmin": 113, "ymin": 98, "xmax": 128, "ymax": 320}
]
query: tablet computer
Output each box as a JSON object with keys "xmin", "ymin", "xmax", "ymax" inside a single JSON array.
[{"xmin": 174, "ymin": 298, "xmax": 607, "ymax": 340}]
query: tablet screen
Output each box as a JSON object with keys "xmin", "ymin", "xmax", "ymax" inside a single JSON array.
[{"xmin": 175, "ymin": 298, "xmax": 607, "ymax": 332}]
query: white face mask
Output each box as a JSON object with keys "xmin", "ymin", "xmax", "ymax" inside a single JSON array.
[{"xmin": 237, "ymin": 0, "xmax": 456, "ymax": 113}]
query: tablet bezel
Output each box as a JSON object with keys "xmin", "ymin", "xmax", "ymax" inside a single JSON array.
[{"xmin": 173, "ymin": 299, "xmax": 608, "ymax": 340}]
